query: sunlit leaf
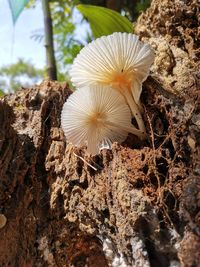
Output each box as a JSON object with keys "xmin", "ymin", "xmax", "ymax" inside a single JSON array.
[{"xmin": 77, "ymin": 4, "xmax": 133, "ymax": 39}]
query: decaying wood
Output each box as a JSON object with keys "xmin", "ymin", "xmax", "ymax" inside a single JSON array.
[{"xmin": 0, "ymin": 0, "xmax": 199, "ymax": 266}]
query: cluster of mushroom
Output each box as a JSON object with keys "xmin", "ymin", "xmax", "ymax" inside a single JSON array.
[{"xmin": 61, "ymin": 32, "xmax": 155, "ymax": 155}]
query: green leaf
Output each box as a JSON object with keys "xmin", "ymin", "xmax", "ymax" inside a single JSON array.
[
  {"xmin": 8, "ymin": 0, "xmax": 30, "ymax": 24},
  {"xmin": 76, "ymin": 4, "xmax": 133, "ymax": 39},
  {"xmin": 0, "ymin": 89, "xmax": 4, "ymax": 97}
]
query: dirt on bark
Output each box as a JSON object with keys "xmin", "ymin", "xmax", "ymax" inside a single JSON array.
[{"xmin": 0, "ymin": 0, "xmax": 199, "ymax": 267}]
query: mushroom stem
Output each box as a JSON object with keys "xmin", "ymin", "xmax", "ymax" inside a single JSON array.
[
  {"xmin": 105, "ymin": 120, "xmax": 146, "ymax": 140},
  {"xmin": 137, "ymin": 99, "xmax": 144, "ymax": 113},
  {"xmin": 123, "ymin": 89, "xmax": 146, "ymax": 134}
]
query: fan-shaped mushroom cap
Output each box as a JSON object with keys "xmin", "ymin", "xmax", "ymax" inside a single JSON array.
[
  {"xmin": 70, "ymin": 32, "xmax": 154, "ymax": 104},
  {"xmin": 61, "ymin": 85, "xmax": 144, "ymax": 155}
]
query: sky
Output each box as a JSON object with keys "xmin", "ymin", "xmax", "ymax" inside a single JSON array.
[{"xmin": 0, "ymin": 0, "xmax": 46, "ymax": 69}]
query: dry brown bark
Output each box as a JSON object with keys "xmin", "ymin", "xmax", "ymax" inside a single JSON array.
[{"xmin": 0, "ymin": 0, "xmax": 199, "ymax": 266}]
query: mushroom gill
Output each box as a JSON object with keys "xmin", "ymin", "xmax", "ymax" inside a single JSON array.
[
  {"xmin": 70, "ymin": 32, "xmax": 155, "ymax": 133},
  {"xmin": 61, "ymin": 85, "xmax": 145, "ymax": 155}
]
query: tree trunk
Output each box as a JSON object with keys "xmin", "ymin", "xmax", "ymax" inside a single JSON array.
[
  {"xmin": 0, "ymin": 0, "xmax": 199, "ymax": 266},
  {"xmin": 42, "ymin": 0, "xmax": 57, "ymax": 80}
]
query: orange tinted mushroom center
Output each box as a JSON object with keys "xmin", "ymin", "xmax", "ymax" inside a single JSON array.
[
  {"xmin": 87, "ymin": 111, "xmax": 106, "ymax": 127},
  {"xmin": 104, "ymin": 70, "xmax": 134, "ymax": 93}
]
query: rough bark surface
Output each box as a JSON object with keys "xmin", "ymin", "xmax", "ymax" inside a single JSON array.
[{"xmin": 0, "ymin": 1, "xmax": 199, "ymax": 267}]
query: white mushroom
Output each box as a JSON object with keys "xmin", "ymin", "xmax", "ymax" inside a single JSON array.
[
  {"xmin": 61, "ymin": 85, "xmax": 145, "ymax": 155},
  {"xmin": 70, "ymin": 32, "xmax": 155, "ymax": 133}
]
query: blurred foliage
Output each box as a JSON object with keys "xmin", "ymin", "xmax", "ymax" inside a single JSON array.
[
  {"xmin": 135, "ymin": 0, "xmax": 151, "ymax": 16},
  {"xmin": 0, "ymin": 89, "xmax": 4, "ymax": 97},
  {"xmin": 0, "ymin": 59, "xmax": 44, "ymax": 93},
  {"xmin": 80, "ymin": 0, "xmax": 151, "ymax": 21},
  {"xmin": 50, "ymin": 0, "xmax": 85, "ymax": 74}
]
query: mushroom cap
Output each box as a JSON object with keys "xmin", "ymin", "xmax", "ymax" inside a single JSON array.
[
  {"xmin": 70, "ymin": 32, "xmax": 155, "ymax": 104},
  {"xmin": 61, "ymin": 85, "xmax": 133, "ymax": 155}
]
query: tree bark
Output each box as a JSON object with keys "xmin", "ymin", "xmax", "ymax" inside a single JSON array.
[{"xmin": 0, "ymin": 0, "xmax": 199, "ymax": 266}]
